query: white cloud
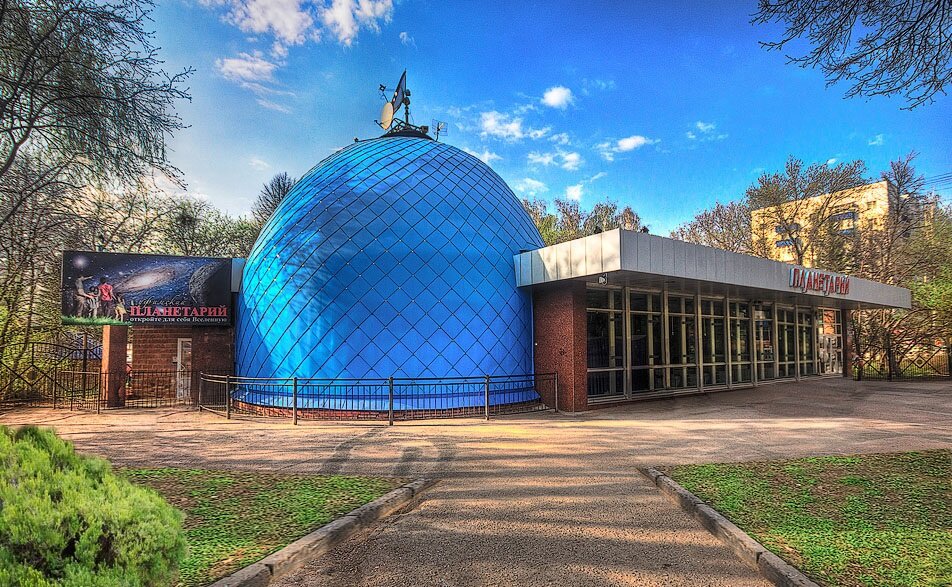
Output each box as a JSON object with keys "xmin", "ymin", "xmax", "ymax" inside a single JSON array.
[
  {"xmin": 256, "ymin": 98, "xmax": 292, "ymax": 113},
  {"xmin": 321, "ymin": 0, "xmax": 393, "ymax": 46},
  {"xmin": 249, "ymin": 156, "xmax": 271, "ymax": 171},
  {"xmin": 528, "ymin": 151, "xmax": 556, "ymax": 166},
  {"xmin": 463, "ymin": 147, "xmax": 501, "ymax": 165},
  {"xmin": 480, "ymin": 111, "xmax": 524, "ymax": 141},
  {"xmin": 686, "ymin": 121, "xmax": 727, "ymax": 142},
  {"xmin": 399, "ymin": 31, "xmax": 415, "ymax": 47},
  {"xmin": 541, "ymin": 86, "xmax": 574, "ymax": 109},
  {"xmin": 588, "ymin": 171, "xmax": 607, "ymax": 182},
  {"xmin": 240, "ymin": 81, "xmax": 295, "ymax": 96},
  {"xmin": 868, "ymin": 134, "xmax": 885, "ymax": 146},
  {"xmin": 530, "ymin": 150, "xmax": 581, "ymax": 170},
  {"xmin": 582, "ymin": 78, "xmax": 616, "ymax": 92},
  {"xmin": 216, "ymin": 51, "xmax": 278, "ymax": 81},
  {"xmin": 207, "ymin": 0, "xmax": 393, "ymax": 53},
  {"xmin": 598, "ymin": 135, "xmax": 658, "ymax": 161},
  {"xmin": 826, "ymin": 158, "xmax": 838, "ymax": 165},
  {"xmin": 549, "ymin": 132, "xmax": 570, "ymax": 145},
  {"xmin": 528, "ymin": 126, "xmax": 551, "ymax": 140},
  {"xmin": 616, "ymin": 135, "xmax": 653, "ymax": 152},
  {"xmin": 513, "ymin": 178, "xmax": 548, "ymax": 196},
  {"xmin": 565, "ymin": 183, "xmax": 583, "ymax": 201},
  {"xmin": 560, "ymin": 151, "xmax": 582, "ymax": 171},
  {"xmin": 222, "ymin": 0, "xmax": 316, "ymax": 51}
]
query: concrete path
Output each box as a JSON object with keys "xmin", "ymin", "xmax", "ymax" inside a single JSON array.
[{"xmin": 3, "ymin": 379, "xmax": 949, "ymax": 586}]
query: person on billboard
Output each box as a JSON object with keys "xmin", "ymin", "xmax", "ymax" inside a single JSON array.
[
  {"xmin": 86, "ymin": 286, "xmax": 101, "ymax": 318},
  {"xmin": 73, "ymin": 275, "xmax": 93, "ymax": 317},
  {"xmin": 114, "ymin": 295, "xmax": 127, "ymax": 321},
  {"xmin": 98, "ymin": 277, "xmax": 116, "ymax": 318}
]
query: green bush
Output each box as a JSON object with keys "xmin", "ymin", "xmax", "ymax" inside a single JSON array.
[{"xmin": 0, "ymin": 426, "xmax": 186, "ymax": 586}]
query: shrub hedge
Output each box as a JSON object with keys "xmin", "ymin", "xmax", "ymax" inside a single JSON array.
[{"xmin": 0, "ymin": 426, "xmax": 186, "ymax": 586}]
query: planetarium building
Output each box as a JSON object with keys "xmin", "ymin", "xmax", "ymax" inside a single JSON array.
[
  {"xmin": 234, "ymin": 130, "xmax": 545, "ymax": 412},
  {"xmin": 146, "ymin": 124, "xmax": 904, "ymax": 418}
]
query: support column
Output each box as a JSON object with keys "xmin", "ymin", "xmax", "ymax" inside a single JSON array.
[
  {"xmin": 101, "ymin": 325, "xmax": 129, "ymax": 407},
  {"xmin": 841, "ymin": 308, "xmax": 852, "ymax": 378},
  {"xmin": 533, "ymin": 281, "xmax": 588, "ymax": 412}
]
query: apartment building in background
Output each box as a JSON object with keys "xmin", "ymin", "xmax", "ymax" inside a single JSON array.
[{"xmin": 751, "ymin": 180, "xmax": 933, "ymax": 267}]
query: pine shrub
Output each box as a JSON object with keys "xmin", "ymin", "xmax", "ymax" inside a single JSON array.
[{"xmin": 0, "ymin": 426, "xmax": 186, "ymax": 586}]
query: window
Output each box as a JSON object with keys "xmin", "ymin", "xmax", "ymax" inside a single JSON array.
[
  {"xmin": 667, "ymin": 294, "xmax": 697, "ymax": 389},
  {"xmin": 629, "ymin": 291, "xmax": 663, "ymax": 392},
  {"xmin": 776, "ymin": 308, "xmax": 796, "ymax": 378},
  {"xmin": 700, "ymin": 298, "xmax": 727, "ymax": 386},
  {"xmin": 798, "ymin": 309, "xmax": 816, "ymax": 376},
  {"xmin": 817, "ymin": 308, "xmax": 843, "ymax": 375},
  {"xmin": 729, "ymin": 302, "xmax": 752, "ymax": 383},
  {"xmin": 829, "ymin": 211, "xmax": 857, "ymax": 222},
  {"xmin": 586, "ymin": 287, "xmax": 624, "ymax": 398},
  {"xmin": 775, "ymin": 222, "xmax": 801, "ymax": 234},
  {"xmin": 754, "ymin": 305, "xmax": 776, "ymax": 381}
]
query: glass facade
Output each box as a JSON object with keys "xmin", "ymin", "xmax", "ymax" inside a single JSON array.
[{"xmin": 585, "ymin": 284, "xmax": 844, "ymax": 402}]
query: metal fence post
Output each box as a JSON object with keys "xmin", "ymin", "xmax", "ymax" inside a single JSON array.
[
  {"xmin": 553, "ymin": 371, "xmax": 559, "ymax": 413},
  {"xmin": 225, "ymin": 374, "xmax": 232, "ymax": 419},
  {"xmin": 292, "ymin": 377, "xmax": 298, "ymax": 425},
  {"xmin": 197, "ymin": 372, "xmax": 204, "ymax": 409},
  {"xmin": 484, "ymin": 374, "xmax": 490, "ymax": 421},
  {"xmin": 388, "ymin": 376, "xmax": 394, "ymax": 426}
]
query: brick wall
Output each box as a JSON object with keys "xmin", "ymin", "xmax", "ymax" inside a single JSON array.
[
  {"xmin": 130, "ymin": 325, "xmax": 235, "ymax": 404},
  {"xmin": 130, "ymin": 326, "xmax": 192, "ymax": 372},
  {"xmin": 532, "ymin": 281, "xmax": 589, "ymax": 411}
]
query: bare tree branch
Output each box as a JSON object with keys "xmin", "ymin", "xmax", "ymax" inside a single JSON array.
[{"xmin": 754, "ymin": 0, "xmax": 952, "ymax": 108}]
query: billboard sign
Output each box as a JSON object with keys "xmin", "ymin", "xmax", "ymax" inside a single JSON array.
[{"xmin": 61, "ymin": 251, "xmax": 233, "ymax": 326}]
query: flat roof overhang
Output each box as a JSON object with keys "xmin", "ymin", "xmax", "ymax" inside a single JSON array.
[{"xmin": 514, "ymin": 229, "xmax": 911, "ymax": 310}]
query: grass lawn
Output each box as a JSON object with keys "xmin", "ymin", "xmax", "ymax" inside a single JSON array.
[
  {"xmin": 122, "ymin": 468, "xmax": 399, "ymax": 587},
  {"xmin": 667, "ymin": 450, "xmax": 951, "ymax": 587}
]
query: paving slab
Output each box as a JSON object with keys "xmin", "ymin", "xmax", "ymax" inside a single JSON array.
[{"xmin": 2, "ymin": 378, "xmax": 949, "ymax": 586}]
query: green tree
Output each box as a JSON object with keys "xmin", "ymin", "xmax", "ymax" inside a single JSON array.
[
  {"xmin": 522, "ymin": 197, "xmax": 643, "ymax": 246},
  {"xmin": 671, "ymin": 201, "xmax": 753, "ymax": 254},
  {"xmin": 748, "ymin": 157, "xmax": 866, "ymax": 268},
  {"xmin": 161, "ymin": 198, "xmax": 256, "ymax": 258},
  {"xmin": 252, "ymin": 172, "xmax": 297, "ymax": 227},
  {"xmin": 0, "ymin": 0, "xmax": 191, "ymax": 223}
]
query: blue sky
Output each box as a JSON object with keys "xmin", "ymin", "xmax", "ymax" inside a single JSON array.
[{"xmin": 153, "ymin": 1, "xmax": 951, "ymax": 234}]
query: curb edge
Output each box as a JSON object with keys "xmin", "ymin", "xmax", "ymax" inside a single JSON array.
[
  {"xmin": 639, "ymin": 467, "xmax": 820, "ymax": 587},
  {"xmin": 208, "ymin": 477, "xmax": 438, "ymax": 587}
]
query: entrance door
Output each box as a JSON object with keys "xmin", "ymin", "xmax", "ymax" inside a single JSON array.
[{"xmin": 175, "ymin": 338, "xmax": 192, "ymax": 400}]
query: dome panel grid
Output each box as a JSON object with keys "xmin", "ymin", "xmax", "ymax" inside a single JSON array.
[{"xmin": 237, "ymin": 136, "xmax": 544, "ymax": 385}]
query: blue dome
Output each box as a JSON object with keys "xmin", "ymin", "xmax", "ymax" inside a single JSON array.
[{"xmin": 236, "ymin": 135, "xmax": 544, "ymax": 403}]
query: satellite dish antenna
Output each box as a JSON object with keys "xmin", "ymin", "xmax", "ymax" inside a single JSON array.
[{"xmin": 379, "ymin": 102, "xmax": 394, "ymax": 129}]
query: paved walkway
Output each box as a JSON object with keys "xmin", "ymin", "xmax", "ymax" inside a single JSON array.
[{"xmin": 3, "ymin": 379, "xmax": 949, "ymax": 586}]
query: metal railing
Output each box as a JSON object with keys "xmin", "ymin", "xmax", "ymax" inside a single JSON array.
[
  {"xmin": 198, "ymin": 372, "xmax": 557, "ymax": 423},
  {"xmin": 854, "ymin": 347, "xmax": 950, "ymax": 381},
  {"xmin": 0, "ymin": 369, "xmax": 206, "ymax": 411}
]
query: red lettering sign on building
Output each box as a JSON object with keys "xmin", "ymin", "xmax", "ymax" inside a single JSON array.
[{"xmin": 789, "ymin": 267, "xmax": 850, "ymax": 296}]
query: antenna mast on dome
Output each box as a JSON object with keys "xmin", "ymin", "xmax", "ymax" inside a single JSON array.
[{"xmin": 377, "ymin": 70, "xmax": 430, "ymax": 137}]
